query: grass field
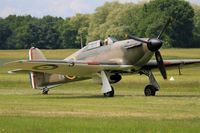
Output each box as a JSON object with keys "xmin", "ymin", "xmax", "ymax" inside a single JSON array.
[{"xmin": 0, "ymin": 48, "xmax": 200, "ymax": 133}]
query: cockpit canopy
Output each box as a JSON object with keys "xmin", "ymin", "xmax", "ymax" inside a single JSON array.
[
  {"xmin": 86, "ymin": 37, "xmax": 118, "ymax": 50},
  {"xmin": 87, "ymin": 40, "xmax": 102, "ymax": 50}
]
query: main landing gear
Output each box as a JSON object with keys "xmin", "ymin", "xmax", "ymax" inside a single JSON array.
[
  {"xmin": 100, "ymin": 70, "xmax": 159, "ymax": 97},
  {"xmin": 140, "ymin": 70, "xmax": 159, "ymax": 96},
  {"xmin": 101, "ymin": 71, "xmax": 114, "ymax": 97}
]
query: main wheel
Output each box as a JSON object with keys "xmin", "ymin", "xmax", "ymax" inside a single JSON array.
[
  {"xmin": 144, "ymin": 85, "xmax": 156, "ymax": 96},
  {"xmin": 104, "ymin": 86, "xmax": 114, "ymax": 97}
]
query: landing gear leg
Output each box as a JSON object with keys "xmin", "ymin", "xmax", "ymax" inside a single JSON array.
[
  {"xmin": 42, "ymin": 87, "xmax": 49, "ymax": 95},
  {"xmin": 140, "ymin": 70, "xmax": 159, "ymax": 96},
  {"xmin": 101, "ymin": 71, "xmax": 114, "ymax": 97}
]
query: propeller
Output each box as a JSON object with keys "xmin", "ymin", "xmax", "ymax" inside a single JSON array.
[
  {"xmin": 155, "ymin": 51, "xmax": 167, "ymax": 79},
  {"xmin": 128, "ymin": 18, "xmax": 171, "ymax": 80}
]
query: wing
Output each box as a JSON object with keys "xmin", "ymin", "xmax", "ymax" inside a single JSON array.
[
  {"xmin": 4, "ymin": 60, "xmax": 133, "ymax": 76},
  {"xmin": 144, "ymin": 59, "xmax": 200, "ymax": 70},
  {"xmin": 5, "ymin": 59, "xmax": 200, "ymax": 76}
]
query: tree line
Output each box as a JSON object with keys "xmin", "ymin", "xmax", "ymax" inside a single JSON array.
[{"xmin": 0, "ymin": 0, "xmax": 200, "ymax": 49}]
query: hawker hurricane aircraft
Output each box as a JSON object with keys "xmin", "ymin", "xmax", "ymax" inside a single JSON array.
[{"xmin": 5, "ymin": 20, "xmax": 200, "ymax": 97}]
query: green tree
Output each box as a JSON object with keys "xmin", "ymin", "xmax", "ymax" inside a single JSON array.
[
  {"xmin": 4, "ymin": 15, "xmax": 63, "ymax": 49},
  {"xmin": 138, "ymin": 0, "xmax": 194, "ymax": 48},
  {"xmin": 0, "ymin": 19, "xmax": 12, "ymax": 49},
  {"xmin": 70, "ymin": 13, "xmax": 90, "ymax": 47},
  {"xmin": 37, "ymin": 16, "xmax": 63, "ymax": 49},
  {"xmin": 88, "ymin": 2, "xmax": 143, "ymax": 41},
  {"xmin": 102, "ymin": 3, "xmax": 143, "ymax": 40},
  {"xmin": 4, "ymin": 15, "xmax": 40, "ymax": 49},
  {"xmin": 88, "ymin": 2, "xmax": 121, "ymax": 41},
  {"xmin": 193, "ymin": 5, "xmax": 200, "ymax": 47},
  {"xmin": 59, "ymin": 18, "xmax": 77, "ymax": 48}
]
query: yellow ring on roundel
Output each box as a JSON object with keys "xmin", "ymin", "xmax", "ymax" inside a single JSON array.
[{"xmin": 65, "ymin": 75, "xmax": 76, "ymax": 80}]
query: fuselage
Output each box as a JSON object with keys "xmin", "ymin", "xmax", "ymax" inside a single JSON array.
[{"xmin": 65, "ymin": 39, "xmax": 154, "ymax": 71}]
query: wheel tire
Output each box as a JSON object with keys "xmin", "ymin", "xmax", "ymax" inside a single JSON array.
[
  {"xmin": 144, "ymin": 85, "xmax": 156, "ymax": 96},
  {"xmin": 104, "ymin": 86, "xmax": 114, "ymax": 97}
]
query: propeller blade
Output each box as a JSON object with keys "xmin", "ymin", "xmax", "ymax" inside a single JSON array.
[
  {"xmin": 127, "ymin": 34, "xmax": 149, "ymax": 44},
  {"xmin": 155, "ymin": 51, "xmax": 167, "ymax": 80},
  {"xmin": 157, "ymin": 18, "xmax": 172, "ymax": 39}
]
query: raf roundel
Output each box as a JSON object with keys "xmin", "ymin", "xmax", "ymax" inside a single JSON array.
[{"xmin": 33, "ymin": 64, "xmax": 58, "ymax": 70}]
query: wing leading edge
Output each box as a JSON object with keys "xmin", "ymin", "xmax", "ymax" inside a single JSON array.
[{"xmin": 144, "ymin": 59, "xmax": 200, "ymax": 70}]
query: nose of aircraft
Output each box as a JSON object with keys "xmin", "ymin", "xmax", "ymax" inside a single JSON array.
[{"xmin": 147, "ymin": 39, "xmax": 163, "ymax": 52}]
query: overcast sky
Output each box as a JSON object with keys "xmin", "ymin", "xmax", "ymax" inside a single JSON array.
[{"xmin": 0, "ymin": 0, "xmax": 199, "ymax": 18}]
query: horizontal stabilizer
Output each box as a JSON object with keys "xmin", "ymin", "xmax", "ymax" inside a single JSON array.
[{"xmin": 8, "ymin": 69, "xmax": 29, "ymax": 74}]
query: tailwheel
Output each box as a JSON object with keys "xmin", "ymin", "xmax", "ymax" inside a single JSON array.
[
  {"xmin": 104, "ymin": 86, "xmax": 114, "ymax": 97},
  {"xmin": 144, "ymin": 85, "xmax": 156, "ymax": 96},
  {"xmin": 42, "ymin": 87, "xmax": 49, "ymax": 95}
]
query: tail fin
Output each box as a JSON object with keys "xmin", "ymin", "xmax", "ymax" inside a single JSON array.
[
  {"xmin": 29, "ymin": 47, "xmax": 46, "ymax": 61},
  {"xmin": 28, "ymin": 47, "xmax": 67, "ymax": 89}
]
